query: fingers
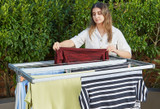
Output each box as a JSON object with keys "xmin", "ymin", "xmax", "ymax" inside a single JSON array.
[
  {"xmin": 107, "ymin": 46, "xmax": 112, "ymax": 52},
  {"xmin": 53, "ymin": 42, "xmax": 61, "ymax": 51},
  {"xmin": 106, "ymin": 45, "xmax": 117, "ymax": 53}
]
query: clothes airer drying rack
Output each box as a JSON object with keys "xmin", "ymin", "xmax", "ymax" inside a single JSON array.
[{"xmin": 8, "ymin": 56, "xmax": 155, "ymax": 84}]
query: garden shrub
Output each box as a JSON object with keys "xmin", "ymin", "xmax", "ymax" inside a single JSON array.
[
  {"xmin": 0, "ymin": 0, "xmax": 54, "ymax": 96},
  {"xmin": 0, "ymin": 0, "xmax": 98, "ymax": 96},
  {"xmin": 109, "ymin": 0, "xmax": 160, "ymax": 59}
]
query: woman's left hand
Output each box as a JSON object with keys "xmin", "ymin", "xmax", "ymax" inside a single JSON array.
[
  {"xmin": 106, "ymin": 45, "xmax": 118, "ymax": 53},
  {"xmin": 106, "ymin": 45, "xmax": 132, "ymax": 59}
]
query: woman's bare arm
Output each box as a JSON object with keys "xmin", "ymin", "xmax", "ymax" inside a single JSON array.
[{"xmin": 53, "ymin": 40, "xmax": 75, "ymax": 51}]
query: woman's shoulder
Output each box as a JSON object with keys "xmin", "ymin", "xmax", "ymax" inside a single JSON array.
[
  {"xmin": 112, "ymin": 26, "xmax": 122, "ymax": 33},
  {"xmin": 80, "ymin": 28, "xmax": 89, "ymax": 33},
  {"xmin": 78, "ymin": 28, "xmax": 89, "ymax": 35},
  {"xmin": 84, "ymin": 27, "xmax": 90, "ymax": 32},
  {"xmin": 112, "ymin": 26, "xmax": 125, "ymax": 40}
]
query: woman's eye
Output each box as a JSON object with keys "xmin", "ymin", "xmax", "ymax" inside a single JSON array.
[
  {"xmin": 98, "ymin": 11, "xmax": 102, "ymax": 15},
  {"xmin": 92, "ymin": 13, "xmax": 96, "ymax": 16}
]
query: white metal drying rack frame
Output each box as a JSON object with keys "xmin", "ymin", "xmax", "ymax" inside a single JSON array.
[{"xmin": 8, "ymin": 56, "xmax": 155, "ymax": 84}]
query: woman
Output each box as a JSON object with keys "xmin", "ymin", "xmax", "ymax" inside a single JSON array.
[{"xmin": 53, "ymin": 2, "xmax": 132, "ymax": 59}]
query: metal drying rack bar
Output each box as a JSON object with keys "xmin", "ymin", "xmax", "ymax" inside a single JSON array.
[{"xmin": 8, "ymin": 56, "xmax": 155, "ymax": 83}]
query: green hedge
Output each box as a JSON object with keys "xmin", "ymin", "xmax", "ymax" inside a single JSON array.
[
  {"xmin": 109, "ymin": 0, "xmax": 160, "ymax": 59},
  {"xmin": 0, "ymin": 0, "xmax": 98, "ymax": 96}
]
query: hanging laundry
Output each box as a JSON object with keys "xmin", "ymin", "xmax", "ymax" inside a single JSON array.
[
  {"xmin": 79, "ymin": 70, "xmax": 147, "ymax": 109},
  {"xmin": 25, "ymin": 75, "xmax": 81, "ymax": 109},
  {"xmin": 54, "ymin": 47, "xmax": 109, "ymax": 64},
  {"xmin": 15, "ymin": 80, "xmax": 29, "ymax": 109},
  {"xmin": 15, "ymin": 70, "xmax": 65, "ymax": 109}
]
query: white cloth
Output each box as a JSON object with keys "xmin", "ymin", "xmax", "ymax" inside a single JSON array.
[{"xmin": 71, "ymin": 26, "xmax": 131, "ymax": 56}]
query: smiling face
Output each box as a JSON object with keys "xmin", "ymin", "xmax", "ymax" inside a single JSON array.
[{"xmin": 92, "ymin": 7, "xmax": 105, "ymax": 25}]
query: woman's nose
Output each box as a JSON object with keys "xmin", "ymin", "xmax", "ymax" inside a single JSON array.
[{"xmin": 95, "ymin": 14, "xmax": 99, "ymax": 18}]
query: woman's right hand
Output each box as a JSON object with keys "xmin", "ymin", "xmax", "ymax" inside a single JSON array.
[{"xmin": 53, "ymin": 42, "xmax": 61, "ymax": 51}]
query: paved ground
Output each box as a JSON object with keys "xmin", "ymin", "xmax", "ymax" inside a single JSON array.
[
  {"xmin": 141, "ymin": 89, "xmax": 160, "ymax": 109},
  {"xmin": 0, "ymin": 97, "xmax": 15, "ymax": 109},
  {"xmin": 0, "ymin": 89, "xmax": 160, "ymax": 109}
]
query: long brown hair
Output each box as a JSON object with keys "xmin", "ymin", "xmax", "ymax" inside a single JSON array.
[{"xmin": 89, "ymin": 2, "xmax": 112, "ymax": 43}]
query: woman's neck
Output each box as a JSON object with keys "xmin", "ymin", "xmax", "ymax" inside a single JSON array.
[{"xmin": 97, "ymin": 24, "xmax": 105, "ymax": 37}]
